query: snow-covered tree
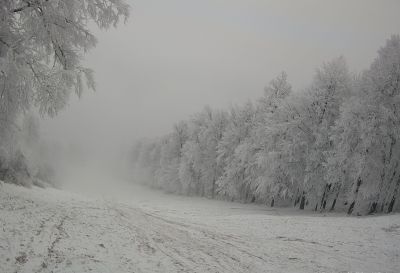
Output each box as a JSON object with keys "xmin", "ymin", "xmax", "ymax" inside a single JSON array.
[
  {"xmin": 1, "ymin": 0, "xmax": 129, "ymax": 116},
  {"xmin": 216, "ymin": 102, "xmax": 256, "ymax": 201},
  {"xmin": 0, "ymin": 0, "xmax": 129, "ymax": 185},
  {"xmin": 304, "ymin": 57, "xmax": 352, "ymax": 211},
  {"xmin": 130, "ymin": 36, "xmax": 400, "ymax": 215},
  {"xmin": 328, "ymin": 35, "xmax": 400, "ymax": 214},
  {"xmin": 199, "ymin": 108, "xmax": 229, "ymax": 198},
  {"xmin": 253, "ymin": 72, "xmax": 294, "ymax": 206}
]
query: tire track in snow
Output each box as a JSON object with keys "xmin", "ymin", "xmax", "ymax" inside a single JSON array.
[
  {"xmin": 113, "ymin": 203, "xmax": 271, "ymax": 272},
  {"xmin": 35, "ymin": 212, "xmax": 70, "ymax": 273},
  {"xmin": 2, "ymin": 183, "xmax": 400, "ymax": 273},
  {"xmin": 104, "ymin": 201, "xmax": 189, "ymax": 272}
]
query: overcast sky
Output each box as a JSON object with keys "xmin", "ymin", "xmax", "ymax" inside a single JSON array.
[{"xmin": 41, "ymin": 0, "xmax": 400, "ymax": 156}]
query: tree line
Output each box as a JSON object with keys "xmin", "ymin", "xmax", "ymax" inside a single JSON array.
[{"xmin": 130, "ymin": 36, "xmax": 400, "ymax": 215}]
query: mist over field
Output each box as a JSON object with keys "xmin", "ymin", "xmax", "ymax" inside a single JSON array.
[{"xmin": 1, "ymin": 1, "xmax": 400, "ymax": 272}]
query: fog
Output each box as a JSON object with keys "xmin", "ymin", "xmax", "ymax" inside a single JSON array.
[
  {"xmin": 3, "ymin": 2, "xmax": 400, "ymax": 271},
  {"xmin": 38, "ymin": 0, "xmax": 400, "ymax": 190}
]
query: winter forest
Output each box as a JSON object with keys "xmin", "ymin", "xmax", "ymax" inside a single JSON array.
[
  {"xmin": 131, "ymin": 37, "xmax": 400, "ymax": 216},
  {"xmin": 1, "ymin": 1, "xmax": 400, "ymax": 273}
]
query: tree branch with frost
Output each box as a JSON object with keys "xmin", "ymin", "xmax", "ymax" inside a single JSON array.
[{"xmin": 1, "ymin": 0, "xmax": 129, "ymax": 116}]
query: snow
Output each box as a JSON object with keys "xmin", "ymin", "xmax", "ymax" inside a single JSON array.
[{"xmin": 1, "ymin": 179, "xmax": 399, "ymax": 273}]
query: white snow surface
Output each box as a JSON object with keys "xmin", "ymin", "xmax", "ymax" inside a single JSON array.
[{"xmin": 1, "ymin": 177, "xmax": 400, "ymax": 273}]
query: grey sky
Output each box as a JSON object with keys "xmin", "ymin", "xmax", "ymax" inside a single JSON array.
[{"xmin": 41, "ymin": 0, "xmax": 400, "ymax": 155}]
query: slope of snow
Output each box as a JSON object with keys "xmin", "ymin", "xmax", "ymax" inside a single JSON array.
[{"xmin": 1, "ymin": 180, "xmax": 399, "ymax": 273}]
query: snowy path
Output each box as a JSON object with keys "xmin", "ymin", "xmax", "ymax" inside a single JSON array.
[{"xmin": 1, "ymin": 181, "xmax": 400, "ymax": 273}]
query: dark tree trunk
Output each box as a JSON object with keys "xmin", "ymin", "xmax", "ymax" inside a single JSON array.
[
  {"xmin": 368, "ymin": 202, "xmax": 378, "ymax": 215},
  {"xmin": 330, "ymin": 184, "xmax": 341, "ymax": 212},
  {"xmin": 387, "ymin": 176, "xmax": 400, "ymax": 213},
  {"xmin": 293, "ymin": 188, "xmax": 300, "ymax": 207},
  {"xmin": 330, "ymin": 197, "xmax": 337, "ymax": 211},
  {"xmin": 270, "ymin": 198, "xmax": 274, "ymax": 207},
  {"xmin": 320, "ymin": 184, "xmax": 328, "ymax": 210},
  {"xmin": 299, "ymin": 191, "xmax": 306, "ymax": 210},
  {"xmin": 347, "ymin": 177, "xmax": 362, "ymax": 215},
  {"xmin": 347, "ymin": 201, "xmax": 355, "ymax": 215},
  {"xmin": 382, "ymin": 138, "xmax": 397, "ymax": 213},
  {"xmin": 294, "ymin": 196, "xmax": 300, "ymax": 207},
  {"xmin": 388, "ymin": 196, "xmax": 396, "ymax": 213},
  {"xmin": 382, "ymin": 162, "xmax": 398, "ymax": 213}
]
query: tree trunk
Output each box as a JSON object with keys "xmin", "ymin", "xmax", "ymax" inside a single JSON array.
[
  {"xmin": 299, "ymin": 191, "xmax": 306, "ymax": 210},
  {"xmin": 270, "ymin": 198, "xmax": 274, "ymax": 207},
  {"xmin": 382, "ymin": 138, "xmax": 398, "ymax": 213},
  {"xmin": 294, "ymin": 196, "xmax": 299, "ymax": 207},
  {"xmin": 388, "ymin": 195, "xmax": 396, "ymax": 213},
  {"xmin": 211, "ymin": 178, "xmax": 216, "ymax": 199},
  {"xmin": 368, "ymin": 202, "xmax": 378, "ymax": 215},
  {"xmin": 320, "ymin": 184, "xmax": 328, "ymax": 210},
  {"xmin": 244, "ymin": 185, "xmax": 250, "ymax": 203},
  {"xmin": 347, "ymin": 177, "xmax": 362, "ymax": 215},
  {"xmin": 387, "ymin": 175, "xmax": 400, "ymax": 213},
  {"xmin": 330, "ymin": 197, "xmax": 337, "ymax": 211},
  {"xmin": 293, "ymin": 188, "xmax": 300, "ymax": 207},
  {"xmin": 347, "ymin": 201, "xmax": 356, "ymax": 215},
  {"xmin": 381, "ymin": 161, "xmax": 398, "ymax": 213}
]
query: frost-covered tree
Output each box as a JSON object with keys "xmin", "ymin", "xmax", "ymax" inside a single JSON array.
[
  {"xmin": 179, "ymin": 140, "xmax": 202, "ymax": 195},
  {"xmin": 178, "ymin": 107, "xmax": 225, "ymax": 197},
  {"xmin": 216, "ymin": 102, "xmax": 256, "ymax": 201},
  {"xmin": 253, "ymin": 72, "xmax": 294, "ymax": 206},
  {"xmin": 1, "ymin": 0, "xmax": 129, "ymax": 116},
  {"xmin": 304, "ymin": 57, "xmax": 351, "ymax": 211},
  {"xmin": 130, "ymin": 36, "xmax": 400, "ymax": 215},
  {"xmin": 0, "ymin": 0, "xmax": 129, "ymax": 185},
  {"xmin": 200, "ymin": 109, "xmax": 229, "ymax": 198},
  {"xmin": 154, "ymin": 122, "xmax": 188, "ymax": 193},
  {"xmin": 265, "ymin": 58, "xmax": 352, "ymax": 211},
  {"xmin": 328, "ymin": 35, "xmax": 400, "ymax": 214}
]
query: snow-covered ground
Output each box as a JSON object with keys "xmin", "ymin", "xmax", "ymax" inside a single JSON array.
[{"xmin": 1, "ymin": 177, "xmax": 400, "ymax": 273}]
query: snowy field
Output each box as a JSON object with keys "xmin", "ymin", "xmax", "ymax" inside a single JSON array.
[{"xmin": 1, "ymin": 177, "xmax": 400, "ymax": 273}]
